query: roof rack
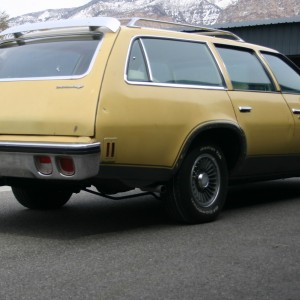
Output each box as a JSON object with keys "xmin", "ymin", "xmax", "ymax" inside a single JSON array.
[
  {"xmin": 0, "ymin": 17, "xmax": 121, "ymax": 38},
  {"xmin": 125, "ymin": 18, "xmax": 243, "ymax": 41},
  {"xmin": 1, "ymin": 17, "xmax": 242, "ymax": 41}
]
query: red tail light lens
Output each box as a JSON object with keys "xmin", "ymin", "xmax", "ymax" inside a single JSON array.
[
  {"xmin": 57, "ymin": 157, "xmax": 75, "ymax": 176},
  {"xmin": 35, "ymin": 156, "xmax": 53, "ymax": 175}
]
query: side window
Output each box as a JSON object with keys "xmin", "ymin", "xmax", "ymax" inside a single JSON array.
[
  {"xmin": 127, "ymin": 39, "xmax": 149, "ymax": 82},
  {"xmin": 262, "ymin": 52, "xmax": 300, "ymax": 94},
  {"xmin": 216, "ymin": 45, "xmax": 276, "ymax": 92},
  {"xmin": 141, "ymin": 38, "xmax": 224, "ymax": 87}
]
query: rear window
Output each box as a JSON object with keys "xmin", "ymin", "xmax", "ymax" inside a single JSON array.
[{"xmin": 0, "ymin": 35, "xmax": 101, "ymax": 79}]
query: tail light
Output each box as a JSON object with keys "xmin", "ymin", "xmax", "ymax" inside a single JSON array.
[
  {"xmin": 57, "ymin": 157, "xmax": 75, "ymax": 176},
  {"xmin": 35, "ymin": 155, "xmax": 53, "ymax": 175}
]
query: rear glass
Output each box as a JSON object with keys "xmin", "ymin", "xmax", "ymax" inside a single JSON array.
[{"xmin": 0, "ymin": 35, "xmax": 101, "ymax": 79}]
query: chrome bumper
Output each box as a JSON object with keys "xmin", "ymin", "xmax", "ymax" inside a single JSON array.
[{"xmin": 0, "ymin": 141, "xmax": 100, "ymax": 180}]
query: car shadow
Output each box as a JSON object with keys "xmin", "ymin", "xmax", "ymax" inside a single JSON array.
[
  {"xmin": 225, "ymin": 178, "xmax": 300, "ymax": 209},
  {"xmin": 0, "ymin": 178, "xmax": 300, "ymax": 240},
  {"xmin": 0, "ymin": 191, "xmax": 170, "ymax": 240}
]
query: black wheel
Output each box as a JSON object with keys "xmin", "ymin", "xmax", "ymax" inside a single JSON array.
[
  {"xmin": 12, "ymin": 186, "xmax": 72, "ymax": 210},
  {"xmin": 163, "ymin": 144, "xmax": 228, "ymax": 224}
]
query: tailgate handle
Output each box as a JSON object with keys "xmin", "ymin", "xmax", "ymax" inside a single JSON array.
[{"xmin": 239, "ymin": 106, "xmax": 252, "ymax": 113}]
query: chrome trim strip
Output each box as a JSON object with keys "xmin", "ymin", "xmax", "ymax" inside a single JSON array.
[
  {"xmin": 56, "ymin": 85, "xmax": 84, "ymax": 89},
  {"xmin": 139, "ymin": 38, "xmax": 154, "ymax": 82},
  {"xmin": 0, "ymin": 142, "xmax": 100, "ymax": 155},
  {"xmin": 0, "ymin": 141, "xmax": 100, "ymax": 149},
  {"xmin": 125, "ymin": 79, "xmax": 226, "ymax": 90}
]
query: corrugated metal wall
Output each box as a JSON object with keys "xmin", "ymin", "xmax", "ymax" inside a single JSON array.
[{"xmin": 218, "ymin": 23, "xmax": 300, "ymax": 56}]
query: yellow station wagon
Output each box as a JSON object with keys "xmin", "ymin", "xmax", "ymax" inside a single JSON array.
[{"xmin": 1, "ymin": 17, "xmax": 300, "ymax": 223}]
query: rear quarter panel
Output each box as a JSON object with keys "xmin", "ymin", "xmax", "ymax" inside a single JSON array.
[{"xmin": 95, "ymin": 28, "xmax": 238, "ymax": 168}]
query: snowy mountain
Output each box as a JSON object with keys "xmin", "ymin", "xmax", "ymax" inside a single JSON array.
[
  {"xmin": 210, "ymin": 0, "xmax": 238, "ymax": 9},
  {"xmin": 8, "ymin": 0, "xmax": 300, "ymax": 27},
  {"xmin": 218, "ymin": 0, "xmax": 300, "ymax": 23}
]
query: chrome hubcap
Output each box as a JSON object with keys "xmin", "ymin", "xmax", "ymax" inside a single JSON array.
[
  {"xmin": 190, "ymin": 154, "xmax": 221, "ymax": 208},
  {"xmin": 197, "ymin": 173, "xmax": 210, "ymax": 190}
]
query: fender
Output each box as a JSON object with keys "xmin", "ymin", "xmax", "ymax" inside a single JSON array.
[{"xmin": 174, "ymin": 120, "xmax": 248, "ymax": 174}]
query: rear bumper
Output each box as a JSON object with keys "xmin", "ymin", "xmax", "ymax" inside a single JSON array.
[{"xmin": 0, "ymin": 141, "xmax": 100, "ymax": 180}]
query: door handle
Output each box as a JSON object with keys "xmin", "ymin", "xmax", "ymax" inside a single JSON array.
[
  {"xmin": 239, "ymin": 106, "xmax": 252, "ymax": 113},
  {"xmin": 292, "ymin": 108, "xmax": 300, "ymax": 114}
]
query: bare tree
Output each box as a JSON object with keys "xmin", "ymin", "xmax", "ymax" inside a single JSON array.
[{"xmin": 0, "ymin": 11, "xmax": 9, "ymax": 32}]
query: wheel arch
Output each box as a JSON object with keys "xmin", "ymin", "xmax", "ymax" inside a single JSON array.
[{"xmin": 175, "ymin": 121, "xmax": 247, "ymax": 175}]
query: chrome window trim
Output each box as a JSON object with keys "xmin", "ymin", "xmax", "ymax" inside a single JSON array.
[
  {"xmin": 139, "ymin": 38, "xmax": 154, "ymax": 81},
  {"xmin": 124, "ymin": 35, "xmax": 227, "ymax": 90},
  {"xmin": 0, "ymin": 34, "xmax": 104, "ymax": 82},
  {"xmin": 206, "ymin": 42, "xmax": 228, "ymax": 88},
  {"xmin": 125, "ymin": 80, "xmax": 226, "ymax": 90}
]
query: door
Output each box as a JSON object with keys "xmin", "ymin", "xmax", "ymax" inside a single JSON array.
[
  {"xmin": 215, "ymin": 45, "xmax": 294, "ymax": 177},
  {"xmin": 261, "ymin": 52, "xmax": 300, "ymax": 153},
  {"xmin": 216, "ymin": 45, "xmax": 294, "ymax": 156}
]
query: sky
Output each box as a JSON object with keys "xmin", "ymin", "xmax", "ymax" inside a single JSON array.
[{"xmin": 0, "ymin": 0, "xmax": 92, "ymax": 18}]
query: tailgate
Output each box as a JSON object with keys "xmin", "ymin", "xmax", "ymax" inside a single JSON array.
[
  {"xmin": 0, "ymin": 33, "xmax": 105, "ymax": 137},
  {"xmin": 0, "ymin": 79, "xmax": 99, "ymax": 136}
]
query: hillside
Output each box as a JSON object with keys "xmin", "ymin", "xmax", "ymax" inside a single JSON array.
[
  {"xmin": 218, "ymin": 0, "xmax": 300, "ymax": 23},
  {"xmin": 8, "ymin": 0, "xmax": 300, "ymax": 26}
]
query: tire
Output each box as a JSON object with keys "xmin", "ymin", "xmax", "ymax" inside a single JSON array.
[
  {"xmin": 163, "ymin": 144, "xmax": 228, "ymax": 224},
  {"xmin": 12, "ymin": 186, "xmax": 72, "ymax": 210}
]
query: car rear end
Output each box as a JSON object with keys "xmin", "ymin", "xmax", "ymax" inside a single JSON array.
[{"xmin": 0, "ymin": 17, "xmax": 120, "ymax": 185}]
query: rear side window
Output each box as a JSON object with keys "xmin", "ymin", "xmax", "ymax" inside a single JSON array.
[
  {"xmin": 127, "ymin": 37, "xmax": 224, "ymax": 88},
  {"xmin": 262, "ymin": 52, "xmax": 300, "ymax": 94},
  {"xmin": 127, "ymin": 39, "xmax": 149, "ymax": 82},
  {"xmin": 0, "ymin": 35, "xmax": 101, "ymax": 79},
  {"xmin": 216, "ymin": 45, "xmax": 276, "ymax": 92}
]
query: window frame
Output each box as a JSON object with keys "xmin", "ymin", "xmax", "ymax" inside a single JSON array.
[
  {"xmin": 125, "ymin": 35, "xmax": 227, "ymax": 90},
  {"xmin": 215, "ymin": 44, "xmax": 277, "ymax": 93},
  {"xmin": 261, "ymin": 51, "xmax": 300, "ymax": 94},
  {"xmin": 125, "ymin": 38, "xmax": 151, "ymax": 82}
]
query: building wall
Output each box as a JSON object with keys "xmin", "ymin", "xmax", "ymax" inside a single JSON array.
[{"xmin": 218, "ymin": 22, "xmax": 300, "ymax": 67}]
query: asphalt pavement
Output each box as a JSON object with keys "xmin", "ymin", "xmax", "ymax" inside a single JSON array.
[{"xmin": 0, "ymin": 179, "xmax": 299, "ymax": 300}]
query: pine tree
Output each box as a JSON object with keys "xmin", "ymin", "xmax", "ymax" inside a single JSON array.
[{"xmin": 0, "ymin": 11, "xmax": 9, "ymax": 32}]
